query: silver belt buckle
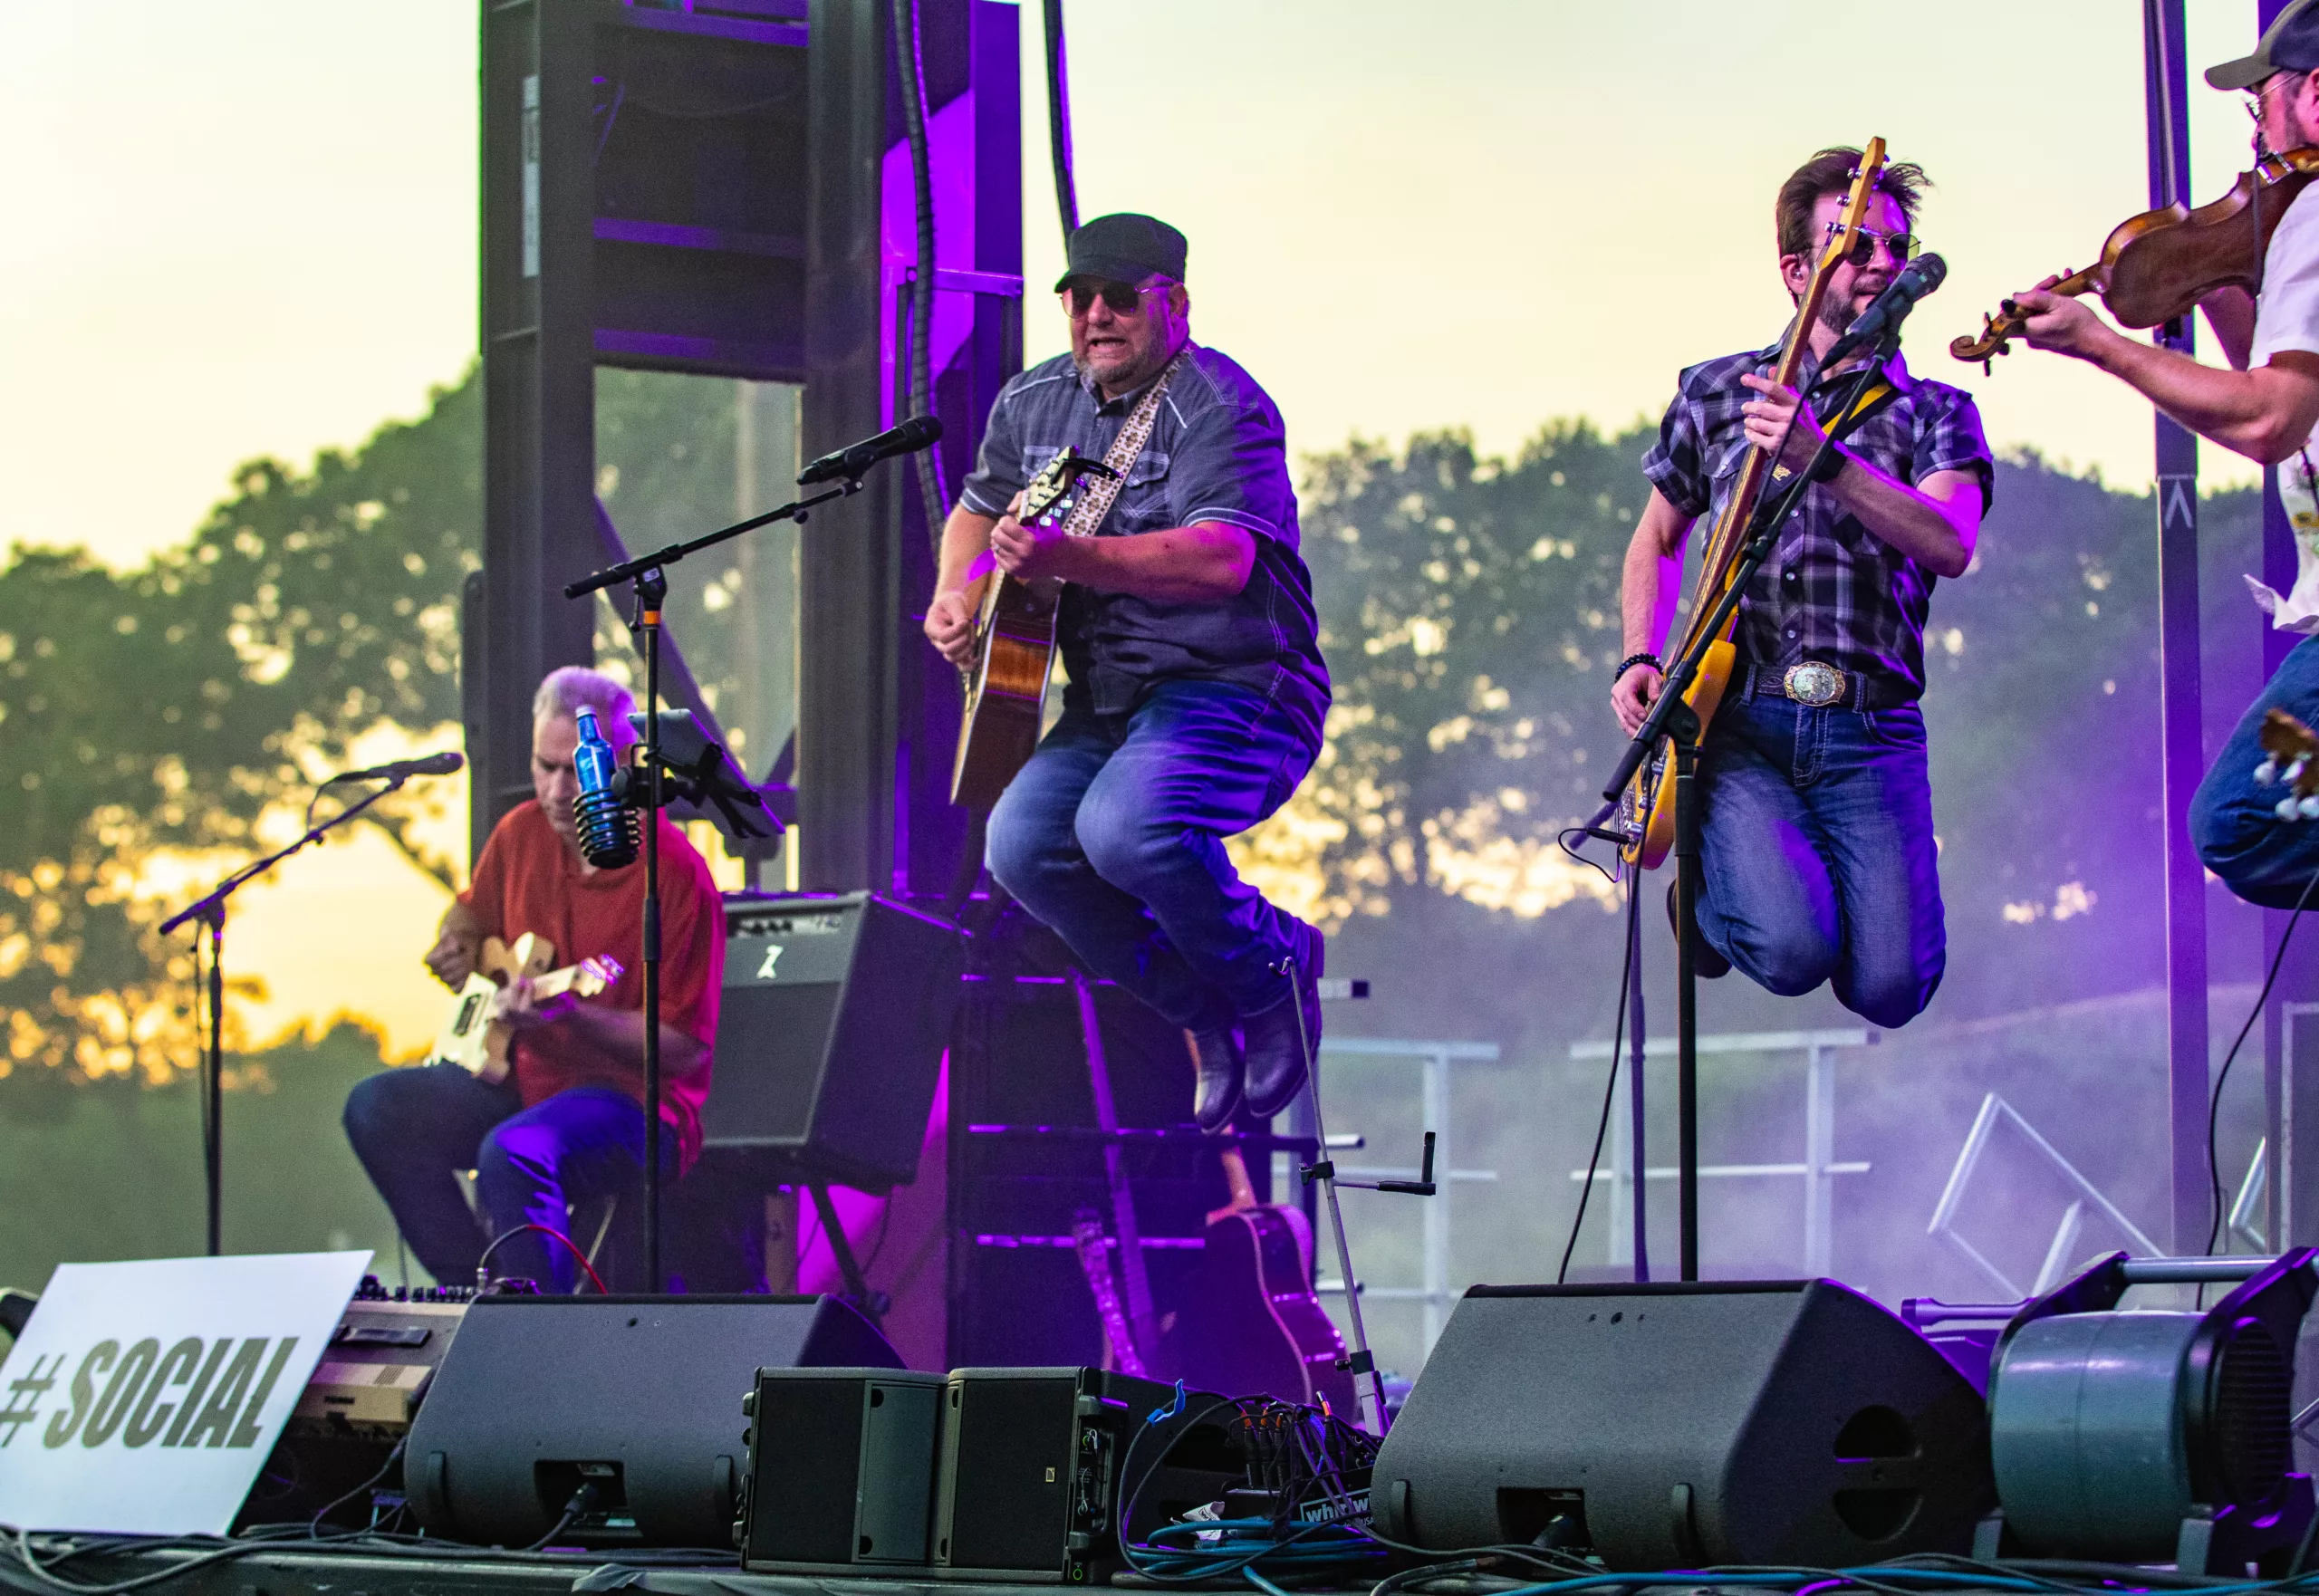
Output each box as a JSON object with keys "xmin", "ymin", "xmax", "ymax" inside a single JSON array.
[{"xmin": 1782, "ymin": 661, "xmax": 1845, "ymax": 707}]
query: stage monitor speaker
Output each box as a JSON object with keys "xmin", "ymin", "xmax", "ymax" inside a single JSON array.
[
  {"xmin": 932, "ymin": 1367, "xmax": 1243, "ymax": 1583},
  {"xmin": 737, "ymin": 1367, "xmax": 948, "ymax": 1572},
  {"xmin": 706, "ymin": 890, "xmax": 965, "ymax": 1189},
  {"xmin": 1372, "ymin": 1280, "xmax": 1995, "ymax": 1570},
  {"xmin": 405, "ymin": 1293, "xmax": 900, "ymax": 1549}
]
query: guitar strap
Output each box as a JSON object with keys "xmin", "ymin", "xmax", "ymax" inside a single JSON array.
[{"xmin": 1058, "ymin": 347, "xmax": 1189, "ymax": 539}]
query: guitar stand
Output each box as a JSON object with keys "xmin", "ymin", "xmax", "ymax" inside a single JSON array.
[
  {"xmin": 1279, "ymin": 958, "xmax": 1434, "ymax": 1436},
  {"xmin": 1584, "ymin": 337, "xmax": 1896, "ymax": 1284}
]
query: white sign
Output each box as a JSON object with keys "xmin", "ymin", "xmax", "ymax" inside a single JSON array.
[{"xmin": 0, "ymin": 1251, "xmax": 370, "ymax": 1534}]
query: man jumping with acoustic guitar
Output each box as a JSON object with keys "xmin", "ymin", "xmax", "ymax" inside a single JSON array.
[
  {"xmin": 2006, "ymin": 2, "xmax": 2319, "ymax": 910},
  {"xmin": 924, "ymin": 212, "xmax": 1332, "ymax": 1130},
  {"xmin": 1614, "ymin": 149, "xmax": 1994, "ymax": 1028},
  {"xmin": 342, "ymin": 667, "xmax": 725, "ymax": 1291}
]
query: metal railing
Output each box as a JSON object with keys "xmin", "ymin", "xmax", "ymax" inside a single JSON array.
[{"xmin": 1567, "ymin": 1027, "xmax": 1876, "ymax": 1276}]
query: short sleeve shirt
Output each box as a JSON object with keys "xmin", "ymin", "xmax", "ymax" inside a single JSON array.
[
  {"xmin": 2252, "ymin": 181, "xmax": 2319, "ymax": 376},
  {"xmin": 1641, "ymin": 340, "xmax": 1994, "ymax": 704},
  {"xmin": 459, "ymin": 802, "xmax": 725, "ymax": 1168},
  {"xmin": 958, "ymin": 344, "xmax": 1332, "ymax": 748}
]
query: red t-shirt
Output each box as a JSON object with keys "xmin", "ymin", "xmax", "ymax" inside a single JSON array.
[{"xmin": 458, "ymin": 801, "xmax": 725, "ymax": 1167}]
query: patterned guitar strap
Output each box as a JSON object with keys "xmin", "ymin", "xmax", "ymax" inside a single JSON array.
[{"xmin": 1057, "ymin": 348, "xmax": 1188, "ymax": 539}]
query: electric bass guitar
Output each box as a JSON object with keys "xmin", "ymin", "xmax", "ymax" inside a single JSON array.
[
  {"xmin": 949, "ymin": 448, "xmax": 1121, "ymax": 810},
  {"xmin": 425, "ymin": 933, "xmax": 623, "ymax": 1083},
  {"xmin": 1620, "ymin": 137, "xmax": 1889, "ymax": 870}
]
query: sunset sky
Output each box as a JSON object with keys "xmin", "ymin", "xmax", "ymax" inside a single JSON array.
[{"xmin": 0, "ymin": 0, "xmax": 2285, "ymax": 1049}]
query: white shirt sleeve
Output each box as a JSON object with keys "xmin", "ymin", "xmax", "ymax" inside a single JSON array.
[{"xmin": 2252, "ymin": 183, "xmax": 2319, "ymax": 367}]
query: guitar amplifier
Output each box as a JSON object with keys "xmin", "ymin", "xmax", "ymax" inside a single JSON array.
[{"xmin": 706, "ymin": 891, "xmax": 966, "ymax": 1189}]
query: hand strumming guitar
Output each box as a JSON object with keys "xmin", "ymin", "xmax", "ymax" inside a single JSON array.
[
  {"xmin": 495, "ymin": 974, "xmax": 581, "ymax": 1033},
  {"xmin": 925, "ymin": 590, "xmax": 977, "ymax": 666},
  {"xmin": 424, "ymin": 899, "xmax": 484, "ymax": 989}
]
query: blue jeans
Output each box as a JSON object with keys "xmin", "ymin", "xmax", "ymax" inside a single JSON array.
[
  {"xmin": 1693, "ymin": 692, "xmax": 1946, "ymax": 1029},
  {"xmin": 2194, "ymin": 633, "xmax": 2319, "ymax": 909},
  {"xmin": 986, "ymin": 678, "xmax": 1318, "ymax": 1025},
  {"xmin": 342, "ymin": 1065, "xmax": 673, "ymax": 1293}
]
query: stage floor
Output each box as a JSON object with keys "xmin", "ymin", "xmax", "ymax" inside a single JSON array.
[{"xmin": 45, "ymin": 1543, "xmax": 1165, "ymax": 1596}]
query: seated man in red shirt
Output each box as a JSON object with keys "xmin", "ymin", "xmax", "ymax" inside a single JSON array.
[{"xmin": 343, "ymin": 667, "xmax": 726, "ymax": 1292}]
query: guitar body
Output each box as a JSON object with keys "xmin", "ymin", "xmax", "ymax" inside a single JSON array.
[
  {"xmin": 423, "ymin": 934, "xmax": 622, "ymax": 1083},
  {"xmin": 1197, "ymin": 1201, "xmax": 1356, "ymax": 1414},
  {"xmin": 948, "ymin": 447, "xmax": 1119, "ymax": 811},
  {"xmin": 1623, "ymin": 636, "xmax": 1737, "ymax": 870},
  {"xmin": 952, "ymin": 573, "xmax": 1060, "ymax": 811}
]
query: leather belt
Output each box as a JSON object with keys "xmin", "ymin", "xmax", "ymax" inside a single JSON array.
[{"xmin": 1741, "ymin": 662, "xmax": 1910, "ymax": 712}]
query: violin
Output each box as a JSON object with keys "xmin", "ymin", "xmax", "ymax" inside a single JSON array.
[{"xmin": 1954, "ymin": 146, "xmax": 2319, "ymax": 370}]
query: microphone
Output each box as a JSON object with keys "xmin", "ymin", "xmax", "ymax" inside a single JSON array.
[
  {"xmin": 325, "ymin": 751, "xmax": 465, "ymax": 784},
  {"xmin": 1823, "ymin": 252, "xmax": 1948, "ymax": 366},
  {"xmin": 797, "ymin": 414, "xmax": 944, "ymax": 486},
  {"xmin": 572, "ymin": 707, "xmax": 640, "ymax": 870}
]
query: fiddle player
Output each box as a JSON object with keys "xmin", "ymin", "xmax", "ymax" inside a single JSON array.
[
  {"xmin": 1614, "ymin": 149, "xmax": 1994, "ymax": 1026},
  {"xmin": 342, "ymin": 667, "xmax": 725, "ymax": 1291},
  {"xmin": 923, "ymin": 213, "xmax": 1332, "ymax": 1130},
  {"xmin": 2008, "ymin": 2, "xmax": 2319, "ymax": 909}
]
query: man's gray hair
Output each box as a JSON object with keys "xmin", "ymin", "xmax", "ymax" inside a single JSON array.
[{"xmin": 534, "ymin": 666, "xmax": 639, "ymax": 747}]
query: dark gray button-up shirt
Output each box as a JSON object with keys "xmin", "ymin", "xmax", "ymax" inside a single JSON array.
[{"xmin": 959, "ymin": 343, "xmax": 1331, "ymax": 749}]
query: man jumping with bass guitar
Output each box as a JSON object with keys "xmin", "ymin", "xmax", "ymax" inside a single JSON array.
[
  {"xmin": 923, "ymin": 213, "xmax": 1332, "ymax": 1131},
  {"xmin": 1614, "ymin": 149, "xmax": 1994, "ymax": 1028},
  {"xmin": 342, "ymin": 667, "xmax": 725, "ymax": 1291},
  {"xmin": 2005, "ymin": 2, "xmax": 2319, "ymax": 909}
]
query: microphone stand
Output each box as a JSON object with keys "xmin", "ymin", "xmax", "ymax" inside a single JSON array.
[
  {"xmin": 1585, "ymin": 333, "xmax": 1896, "ymax": 1283},
  {"xmin": 159, "ymin": 774, "xmax": 418, "ymax": 1255},
  {"xmin": 564, "ymin": 477, "xmax": 865, "ymax": 1293}
]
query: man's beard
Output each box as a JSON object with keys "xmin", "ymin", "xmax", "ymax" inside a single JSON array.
[{"xmin": 1818, "ymin": 279, "xmax": 1884, "ymax": 341}]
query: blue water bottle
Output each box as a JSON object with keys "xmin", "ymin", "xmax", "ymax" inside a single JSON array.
[{"xmin": 572, "ymin": 707, "xmax": 639, "ymax": 868}]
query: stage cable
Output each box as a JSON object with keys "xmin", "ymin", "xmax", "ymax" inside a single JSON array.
[
  {"xmin": 890, "ymin": 0, "xmax": 948, "ymax": 556},
  {"xmin": 1041, "ymin": 0, "xmax": 1079, "ymax": 242},
  {"xmin": 2205, "ymin": 865, "xmax": 2319, "ymax": 1255},
  {"xmin": 1557, "ymin": 867, "xmax": 1641, "ymax": 1284}
]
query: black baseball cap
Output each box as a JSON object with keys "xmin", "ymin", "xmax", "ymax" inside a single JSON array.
[
  {"xmin": 2208, "ymin": 0, "xmax": 2319, "ymax": 91},
  {"xmin": 1054, "ymin": 212, "xmax": 1188, "ymax": 291}
]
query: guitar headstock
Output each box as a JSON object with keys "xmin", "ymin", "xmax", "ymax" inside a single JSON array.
[
  {"xmin": 1020, "ymin": 447, "xmax": 1122, "ymax": 526},
  {"xmin": 1815, "ymin": 138, "xmax": 1888, "ymax": 281},
  {"xmin": 2257, "ymin": 708, "xmax": 2319, "ymax": 821}
]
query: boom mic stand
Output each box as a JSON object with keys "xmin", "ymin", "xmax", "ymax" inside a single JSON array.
[
  {"xmin": 159, "ymin": 773, "xmax": 428, "ymax": 1255},
  {"xmin": 564, "ymin": 474, "xmax": 868, "ymax": 1293},
  {"xmin": 1586, "ymin": 335, "xmax": 1895, "ymax": 1283}
]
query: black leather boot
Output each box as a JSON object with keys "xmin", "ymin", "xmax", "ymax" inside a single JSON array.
[{"xmin": 1242, "ymin": 920, "xmax": 1323, "ymax": 1120}]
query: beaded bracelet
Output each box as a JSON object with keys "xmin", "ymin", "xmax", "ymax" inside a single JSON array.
[{"xmin": 1614, "ymin": 652, "xmax": 1661, "ymax": 682}]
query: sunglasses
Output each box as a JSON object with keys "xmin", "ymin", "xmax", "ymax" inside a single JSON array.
[
  {"xmin": 1823, "ymin": 222, "xmax": 1920, "ymax": 267},
  {"xmin": 1063, "ymin": 278, "xmax": 1170, "ymax": 317}
]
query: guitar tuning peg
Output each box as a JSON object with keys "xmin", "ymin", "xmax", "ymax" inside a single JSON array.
[
  {"xmin": 2299, "ymin": 795, "xmax": 2319, "ymax": 821},
  {"xmin": 2256, "ymin": 758, "xmax": 2281, "ymax": 786},
  {"xmin": 2292, "ymin": 758, "xmax": 2311, "ymax": 784},
  {"xmin": 2281, "ymin": 796, "xmax": 2303, "ymax": 822}
]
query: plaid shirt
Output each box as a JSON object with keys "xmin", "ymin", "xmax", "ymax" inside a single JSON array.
[{"xmin": 1641, "ymin": 337, "xmax": 1994, "ymax": 704}]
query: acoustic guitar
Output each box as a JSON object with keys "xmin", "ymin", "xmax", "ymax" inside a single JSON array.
[
  {"xmin": 1620, "ymin": 138, "xmax": 1890, "ymax": 870},
  {"xmin": 949, "ymin": 448, "xmax": 1121, "ymax": 810},
  {"xmin": 426, "ymin": 933, "xmax": 623, "ymax": 1082},
  {"xmin": 1194, "ymin": 1140, "xmax": 1358, "ymax": 1415}
]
